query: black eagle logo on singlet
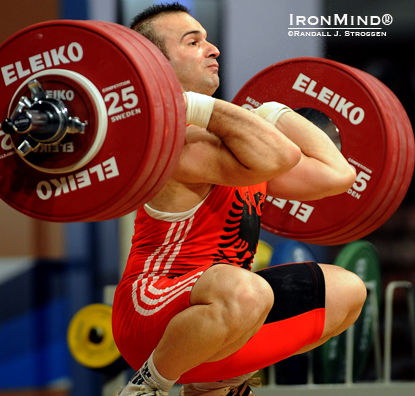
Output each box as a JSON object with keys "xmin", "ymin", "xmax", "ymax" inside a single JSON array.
[{"xmin": 213, "ymin": 189, "xmax": 265, "ymax": 269}]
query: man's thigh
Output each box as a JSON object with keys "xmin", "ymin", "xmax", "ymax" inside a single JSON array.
[
  {"xmin": 112, "ymin": 263, "xmax": 214, "ymax": 371},
  {"xmin": 178, "ymin": 261, "xmax": 326, "ymax": 383}
]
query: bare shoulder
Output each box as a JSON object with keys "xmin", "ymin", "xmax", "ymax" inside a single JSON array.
[
  {"xmin": 147, "ymin": 126, "xmax": 218, "ymax": 212},
  {"xmin": 148, "ymin": 177, "xmax": 213, "ymax": 213}
]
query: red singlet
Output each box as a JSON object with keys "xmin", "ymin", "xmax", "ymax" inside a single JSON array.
[{"xmin": 112, "ymin": 182, "xmax": 325, "ymax": 383}]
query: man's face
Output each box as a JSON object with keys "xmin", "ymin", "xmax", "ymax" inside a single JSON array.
[{"xmin": 153, "ymin": 12, "xmax": 220, "ymax": 96}]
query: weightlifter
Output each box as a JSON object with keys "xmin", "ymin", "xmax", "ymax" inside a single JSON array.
[{"xmin": 112, "ymin": 3, "xmax": 366, "ymax": 396}]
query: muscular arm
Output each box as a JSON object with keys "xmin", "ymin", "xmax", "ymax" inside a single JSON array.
[
  {"xmin": 265, "ymin": 110, "xmax": 356, "ymax": 201},
  {"xmin": 174, "ymin": 98, "xmax": 302, "ymax": 187}
]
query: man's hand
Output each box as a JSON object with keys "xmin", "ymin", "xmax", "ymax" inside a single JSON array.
[{"xmin": 251, "ymin": 101, "xmax": 293, "ymax": 125}]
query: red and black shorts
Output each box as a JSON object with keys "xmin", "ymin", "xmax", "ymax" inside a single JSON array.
[{"xmin": 112, "ymin": 261, "xmax": 325, "ymax": 383}]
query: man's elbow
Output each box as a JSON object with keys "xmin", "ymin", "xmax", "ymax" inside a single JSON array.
[
  {"xmin": 276, "ymin": 145, "xmax": 302, "ymax": 175},
  {"xmin": 330, "ymin": 165, "xmax": 357, "ymax": 196},
  {"xmin": 341, "ymin": 165, "xmax": 357, "ymax": 191}
]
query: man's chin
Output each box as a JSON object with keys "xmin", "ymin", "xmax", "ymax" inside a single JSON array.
[{"xmin": 205, "ymin": 78, "xmax": 220, "ymax": 96}]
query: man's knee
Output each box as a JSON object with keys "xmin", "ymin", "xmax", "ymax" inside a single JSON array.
[
  {"xmin": 339, "ymin": 267, "xmax": 367, "ymax": 312},
  {"xmin": 234, "ymin": 269, "xmax": 274, "ymax": 316},
  {"xmin": 321, "ymin": 264, "xmax": 367, "ymax": 335},
  {"xmin": 191, "ymin": 264, "xmax": 274, "ymax": 332}
]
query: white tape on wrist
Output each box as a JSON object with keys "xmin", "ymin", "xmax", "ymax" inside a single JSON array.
[
  {"xmin": 252, "ymin": 101, "xmax": 293, "ymax": 125},
  {"xmin": 184, "ymin": 91, "xmax": 215, "ymax": 129}
]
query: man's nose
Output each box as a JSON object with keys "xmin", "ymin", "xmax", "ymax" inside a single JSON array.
[{"xmin": 207, "ymin": 42, "xmax": 220, "ymax": 58}]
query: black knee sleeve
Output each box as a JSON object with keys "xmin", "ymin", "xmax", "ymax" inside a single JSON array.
[{"xmin": 255, "ymin": 261, "xmax": 326, "ymax": 324}]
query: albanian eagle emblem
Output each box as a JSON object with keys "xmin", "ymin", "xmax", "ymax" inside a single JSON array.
[{"xmin": 213, "ymin": 189, "xmax": 265, "ymax": 269}]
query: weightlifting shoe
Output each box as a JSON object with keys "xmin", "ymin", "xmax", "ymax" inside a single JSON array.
[
  {"xmin": 112, "ymin": 383, "xmax": 169, "ymax": 396},
  {"xmin": 179, "ymin": 377, "xmax": 261, "ymax": 396}
]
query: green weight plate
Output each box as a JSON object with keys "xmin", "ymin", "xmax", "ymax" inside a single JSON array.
[{"xmin": 313, "ymin": 240, "xmax": 381, "ymax": 383}]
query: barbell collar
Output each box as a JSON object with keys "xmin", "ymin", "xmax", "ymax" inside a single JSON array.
[
  {"xmin": 28, "ymin": 79, "xmax": 47, "ymax": 102},
  {"xmin": 18, "ymin": 136, "xmax": 39, "ymax": 155},
  {"xmin": 1, "ymin": 79, "xmax": 86, "ymax": 156}
]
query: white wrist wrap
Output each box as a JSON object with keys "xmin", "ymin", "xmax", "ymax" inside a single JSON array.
[
  {"xmin": 184, "ymin": 91, "xmax": 215, "ymax": 129},
  {"xmin": 252, "ymin": 101, "xmax": 293, "ymax": 125}
]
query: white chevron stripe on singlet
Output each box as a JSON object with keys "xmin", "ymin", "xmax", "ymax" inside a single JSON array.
[
  {"xmin": 132, "ymin": 214, "xmax": 198, "ymax": 316},
  {"xmin": 160, "ymin": 215, "xmax": 195, "ymax": 275},
  {"xmin": 144, "ymin": 271, "xmax": 202, "ymax": 305},
  {"xmin": 152, "ymin": 220, "xmax": 186, "ymax": 274},
  {"xmin": 142, "ymin": 221, "xmax": 177, "ymax": 274},
  {"xmin": 133, "ymin": 271, "xmax": 203, "ymax": 316},
  {"xmin": 132, "ymin": 222, "xmax": 178, "ymax": 313}
]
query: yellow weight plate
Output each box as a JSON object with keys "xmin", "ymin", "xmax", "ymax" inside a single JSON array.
[
  {"xmin": 252, "ymin": 239, "xmax": 274, "ymax": 271},
  {"xmin": 67, "ymin": 303, "xmax": 121, "ymax": 369}
]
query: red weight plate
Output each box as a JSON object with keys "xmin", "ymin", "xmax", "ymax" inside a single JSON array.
[
  {"xmin": 322, "ymin": 69, "xmax": 414, "ymax": 244},
  {"xmin": 114, "ymin": 25, "xmax": 186, "ymax": 214},
  {"xmin": 358, "ymin": 69, "xmax": 414, "ymax": 213},
  {"xmin": 308, "ymin": 66, "xmax": 404, "ymax": 244},
  {"xmin": 232, "ymin": 57, "xmax": 397, "ymax": 243},
  {"xmin": 326, "ymin": 65, "xmax": 404, "ymax": 242},
  {"xmin": 98, "ymin": 23, "xmax": 184, "ymax": 219},
  {"xmin": 89, "ymin": 22, "xmax": 185, "ymax": 220},
  {"xmin": 307, "ymin": 63, "xmax": 403, "ymax": 243},
  {"xmin": 82, "ymin": 22, "xmax": 170, "ymax": 220},
  {"xmin": 0, "ymin": 20, "xmax": 163, "ymax": 221},
  {"xmin": 321, "ymin": 69, "xmax": 412, "ymax": 244},
  {"xmin": 89, "ymin": 22, "xmax": 177, "ymax": 220}
]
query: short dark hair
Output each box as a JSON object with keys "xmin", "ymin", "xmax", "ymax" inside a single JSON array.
[{"xmin": 130, "ymin": 2, "xmax": 191, "ymax": 59}]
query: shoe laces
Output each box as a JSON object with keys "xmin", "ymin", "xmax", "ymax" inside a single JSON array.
[
  {"xmin": 228, "ymin": 377, "xmax": 262, "ymax": 396},
  {"xmin": 113, "ymin": 385, "xmax": 169, "ymax": 396}
]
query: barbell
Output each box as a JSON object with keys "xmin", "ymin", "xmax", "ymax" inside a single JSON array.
[{"xmin": 0, "ymin": 20, "xmax": 413, "ymax": 245}]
